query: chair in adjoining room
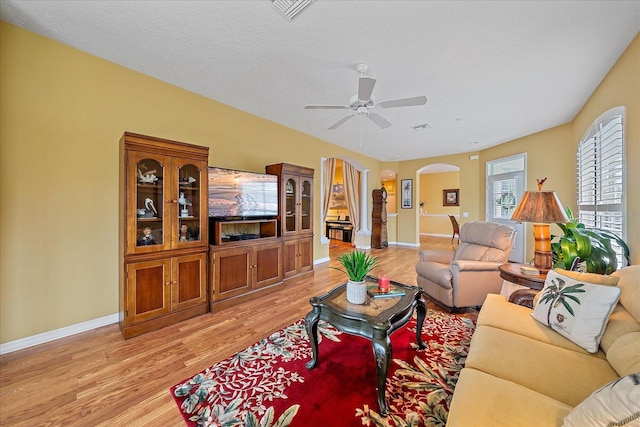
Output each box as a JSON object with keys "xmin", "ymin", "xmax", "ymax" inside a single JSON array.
[
  {"xmin": 448, "ymin": 215, "xmax": 460, "ymax": 243},
  {"xmin": 416, "ymin": 221, "xmax": 516, "ymax": 310}
]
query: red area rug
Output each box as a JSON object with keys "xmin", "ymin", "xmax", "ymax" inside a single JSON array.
[{"xmin": 170, "ymin": 311, "xmax": 475, "ymax": 427}]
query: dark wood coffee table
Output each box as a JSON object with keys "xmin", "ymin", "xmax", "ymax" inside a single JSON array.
[{"xmin": 304, "ymin": 276, "xmax": 426, "ymax": 416}]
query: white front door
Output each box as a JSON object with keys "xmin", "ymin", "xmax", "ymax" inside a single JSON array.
[{"xmin": 486, "ymin": 155, "xmax": 526, "ymax": 263}]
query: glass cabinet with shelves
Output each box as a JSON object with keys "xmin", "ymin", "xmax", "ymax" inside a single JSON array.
[
  {"xmin": 125, "ymin": 147, "xmax": 207, "ymax": 255},
  {"xmin": 120, "ymin": 132, "xmax": 209, "ymax": 339},
  {"xmin": 267, "ymin": 163, "xmax": 314, "ymax": 237},
  {"xmin": 265, "ymin": 163, "xmax": 314, "ymax": 279}
]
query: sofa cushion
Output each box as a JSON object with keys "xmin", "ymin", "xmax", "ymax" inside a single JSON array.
[
  {"xmin": 612, "ymin": 265, "xmax": 640, "ymax": 322},
  {"xmin": 465, "ymin": 325, "xmax": 619, "ymax": 407},
  {"xmin": 477, "ymin": 294, "xmax": 606, "ymax": 358},
  {"xmin": 600, "ymin": 304, "xmax": 640, "ymax": 353},
  {"xmin": 562, "ymin": 373, "xmax": 640, "ymax": 427},
  {"xmin": 555, "ymin": 268, "xmax": 620, "ymax": 286},
  {"xmin": 447, "ymin": 368, "xmax": 572, "ymax": 427},
  {"xmin": 606, "ymin": 332, "xmax": 640, "ymax": 377},
  {"xmin": 532, "ymin": 269, "xmax": 621, "ymax": 353}
]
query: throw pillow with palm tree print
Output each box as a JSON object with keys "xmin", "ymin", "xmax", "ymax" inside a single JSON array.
[{"xmin": 532, "ymin": 269, "xmax": 621, "ymax": 353}]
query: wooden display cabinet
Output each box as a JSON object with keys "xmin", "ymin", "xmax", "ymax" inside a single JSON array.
[
  {"xmin": 119, "ymin": 132, "xmax": 209, "ymax": 339},
  {"xmin": 265, "ymin": 163, "xmax": 314, "ymax": 279},
  {"xmin": 265, "ymin": 163, "xmax": 314, "ymax": 238},
  {"xmin": 282, "ymin": 236, "xmax": 313, "ymax": 279},
  {"xmin": 209, "ymin": 240, "xmax": 283, "ymax": 311}
]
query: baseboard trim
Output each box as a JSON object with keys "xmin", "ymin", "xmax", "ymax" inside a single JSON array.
[
  {"xmin": 396, "ymin": 241, "xmax": 420, "ymax": 247},
  {"xmin": 0, "ymin": 313, "xmax": 119, "ymax": 355},
  {"xmin": 420, "ymin": 233, "xmax": 451, "ymax": 238},
  {"xmin": 314, "ymin": 256, "xmax": 330, "ymax": 265}
]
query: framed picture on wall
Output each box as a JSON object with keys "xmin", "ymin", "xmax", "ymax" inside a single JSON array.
[
  {"xmin": 401, "ymin": 179, "xmax": 413, "ymax": 209},
  {"xmin": 329, "ymin": 184, "xmax": 347, "ymax": 209},
  {"xmin": 443, "ymin": 189, "xmax": 460, "ymax": 206}
]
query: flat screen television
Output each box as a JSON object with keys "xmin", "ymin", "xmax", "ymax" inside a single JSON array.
[{"xmin": 208, "ymin": 167, "xmax": 278, "ymax": 219}]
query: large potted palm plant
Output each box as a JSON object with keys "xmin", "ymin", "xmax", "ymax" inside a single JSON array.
[
  {"xmin": 552, "ymin": 207, "xmax": 630, "ymax": 274},
  {"xmin": 332, "ymin": 250, "xmax": 379, "ymax": 304}
]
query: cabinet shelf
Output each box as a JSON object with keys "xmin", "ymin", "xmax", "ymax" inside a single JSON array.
[{"xmin": 210, "ymin": 219, "xmax": 278, "ymax": 246}]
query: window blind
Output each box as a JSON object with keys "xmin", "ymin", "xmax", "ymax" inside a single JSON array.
[{"xmin": 576, "ymin": 108, "xmax": 625, "ymax": 266}]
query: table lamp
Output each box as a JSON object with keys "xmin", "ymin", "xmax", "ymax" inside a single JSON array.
[{"xmin": 511, "ymin": 178, "xmax": 569, "ymax": 272}]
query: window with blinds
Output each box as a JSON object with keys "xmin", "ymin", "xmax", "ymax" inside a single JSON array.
[{"xmin": 576, "ymin": 106, "xmax": 626, "ymax": 266}]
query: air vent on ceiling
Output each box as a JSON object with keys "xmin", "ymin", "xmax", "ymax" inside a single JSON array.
[
  {"xmin": 269, "ymin": 0, "xmax": 315, "ymax": 21},
  {"xmin": 411, "ymin": 123, "xmax": 432, "ymax": 131}
]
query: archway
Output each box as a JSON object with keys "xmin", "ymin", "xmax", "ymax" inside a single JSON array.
[
  {"xmin": 321, "ymin": 157, "xmax": 370, "ymax": 249},
  {"xmin": 416, "ymin": 163, "xmax": 461, "ymax": 243}
]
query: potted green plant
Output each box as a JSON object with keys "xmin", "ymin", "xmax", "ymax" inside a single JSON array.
[
  {"xmin": 551, "ymin": 207, "xmax": 630, "ymax": 274},
  {"xmin": 332, "ymin": 250, "xmax": 379, "ymax": 304}
]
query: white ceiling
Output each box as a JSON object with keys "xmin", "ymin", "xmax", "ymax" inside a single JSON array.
[{"xmin": 1, "ymin": 1, "xmax": 638, "ymax": 161}]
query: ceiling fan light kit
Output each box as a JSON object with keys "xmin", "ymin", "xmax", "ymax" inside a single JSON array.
[{"xmin": 305, "ymin": 63, "xmax": 427, "ymax": 130}]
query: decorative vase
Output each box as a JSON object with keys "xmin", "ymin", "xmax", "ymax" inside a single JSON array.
[{"xmin": 346, "ymin": 280, "xmax": 367, "ymax": 304}]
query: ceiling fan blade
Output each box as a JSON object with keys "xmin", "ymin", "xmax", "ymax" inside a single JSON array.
[
  {"xmin": 358, "ymin": 76, "xmax": 376, "ymax": 101},
  {"xmin": 304, "ymin": 104, "xmax": 350, "ymax": 109},
  {"xmin": 378, "ymin": 95, "xmax": 427, "ymax": 109},
  {"xmin": 367, "ymin": 112, "xmax": 392, "ymax": 129},
  {"xmin": 328, "ymin": 114, "xmax": 355, "ymax": 130}
]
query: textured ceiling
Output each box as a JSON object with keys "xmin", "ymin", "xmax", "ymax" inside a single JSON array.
[{"xmin": 1, "ymin": 1, "xmax": 639, "ymax": 161}]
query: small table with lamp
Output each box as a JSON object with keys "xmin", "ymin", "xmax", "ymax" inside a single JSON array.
[
  {"xmin": 507, "ymin": 177, "xmax": 569, "ymax": 307},
  {"xmin": 498, "ymin": 263, "xmax": 547, "ymax": 308}
]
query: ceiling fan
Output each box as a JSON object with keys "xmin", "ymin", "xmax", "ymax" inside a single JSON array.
[{"xmin": 304, "ymin": 63, "xmax": 427, "ymax": 130}]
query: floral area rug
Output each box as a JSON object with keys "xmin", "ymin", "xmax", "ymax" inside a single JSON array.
[{"xmin": 171, "ymin": 310, "xmax": 475, "ymax": 427}]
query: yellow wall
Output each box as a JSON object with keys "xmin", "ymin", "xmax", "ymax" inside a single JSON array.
[
  {"xmin": 0, "ymin": 23, "xmax": 381, "ymax": 343},
  {"xmin": 572, "ymin": 31, "xmax": 640, "ymax": 264},
  {"xmin": 381, "ymin": 179, "xmax": 396, "ymax": 213},
  {"xmin": 480, "ymin": 33, "xmax": 640, "ymax": 265},
  {"xmin": 2, "ymin": 22, "xmax": 638, "ymax": 344},
  {"xmin": 419, "ymin": 172, "xmax": 460, "ymax": 235},
  {"xmin": 395, "ymin": 152, "xmax": 480, "ymax": 245},
  {"xmin": 480, "ymin": 124, "xmax": 575, "ymax": 257}
]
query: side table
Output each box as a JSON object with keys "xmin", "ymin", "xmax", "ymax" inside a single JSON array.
[
  {"xmin": 304, "ymin": 276, "xmax": 426, "ymax": 416},
  {"xmin": 498, "ymin": 263, "xmax": 548, "ymax": 308}
]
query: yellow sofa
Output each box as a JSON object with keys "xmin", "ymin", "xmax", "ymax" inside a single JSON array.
[{"xmin": 446, "ymin": 265, "xmax": 640, "ymax": 427}]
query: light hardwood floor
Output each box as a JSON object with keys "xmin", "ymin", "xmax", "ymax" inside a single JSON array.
[{"xmin": 0, "ymin": 236, "xmax": 473, "ymax": 426}]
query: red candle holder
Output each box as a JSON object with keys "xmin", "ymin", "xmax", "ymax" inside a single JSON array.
[{"xmin": 378, "ymin": 275, "xmax": 390, "ymax": 293}]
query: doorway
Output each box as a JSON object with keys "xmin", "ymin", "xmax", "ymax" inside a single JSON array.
[
  {"xmin": 321, "ymin": 157, "xmax": 369, "ymax": 249},
  {"xmin": 486, "ymin": 154, "xmax": 526, "ymax": 263}
]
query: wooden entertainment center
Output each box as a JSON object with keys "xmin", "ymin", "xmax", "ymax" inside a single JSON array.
[
  {"xmin": 209, "ymin": 163, "xmax": 314, "ymax": 312},
  {"xmin": 119, "ymin": 132, "xmax": 314, "ymax": 338}
]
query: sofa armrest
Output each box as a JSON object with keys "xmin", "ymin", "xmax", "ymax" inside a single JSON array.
[
  {"xmin": 451, "ymin": 260, "xmax": 502, "ymax": 272},
  {"xmin": 419, "ymin": 249, "xmax": 454, "ymax": 264}
]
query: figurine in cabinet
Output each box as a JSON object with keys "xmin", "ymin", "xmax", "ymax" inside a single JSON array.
[
  {"xmin": 137, "ymin": 226, "xmax": 156, "ymax": 246},
  {"xmin": 179, "ymin": 224, "xmax": 191, "ymax": 242},
  {"xmin": 178, "ymin": 192, "xmax": 192, "ymax": 217},
  {"xmin": 144, "ymin": 198, "xmax": 158, "ymax": 216},
  {"xmin": 137, "ymin": 167, "xmax": 158, "ymax": 184}
]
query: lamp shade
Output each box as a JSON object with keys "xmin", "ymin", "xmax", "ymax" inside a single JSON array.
[{"xmin": 511, "ymin": 190, "xmax": 569, "ymax": 224}]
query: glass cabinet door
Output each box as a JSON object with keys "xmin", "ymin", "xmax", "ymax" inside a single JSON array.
[
  {"xmin": 175, "ymin": 161, "xmax": 204, "ymax": 246},
  {"xmin": 300, "ymin": 178, "xmax": 312, "ymax": 232},
  {"xmin": 129, "ymin": 153, "xmax": 169, "ymax": 253},
  {"xmin": 285, "ymin": 177, "xmax": 297, "ymax": 233}
]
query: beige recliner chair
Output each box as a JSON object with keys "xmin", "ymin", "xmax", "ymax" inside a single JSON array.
[{"xmin": 416, "ymin": 221, "xmax": 516, "ymax": 310}]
